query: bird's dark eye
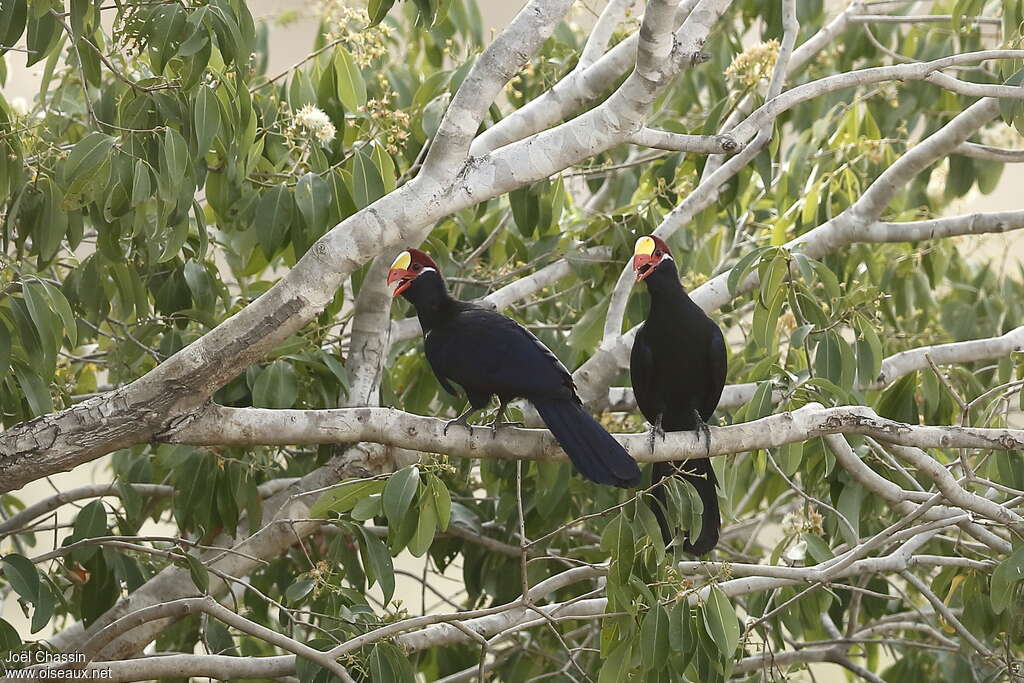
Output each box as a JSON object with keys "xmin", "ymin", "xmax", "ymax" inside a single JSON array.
[
  {"xmin": 654, "ymin": 250, "xmax": 663, "ymax": 257},
  {"xmin": 412, "ymin": 263, "xmax": 422, "ymax": 271}
]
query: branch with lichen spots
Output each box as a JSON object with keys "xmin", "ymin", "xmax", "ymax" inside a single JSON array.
[{"xmin": 163, "ymin": 402, "xmax": 1024, "ymax": 461}]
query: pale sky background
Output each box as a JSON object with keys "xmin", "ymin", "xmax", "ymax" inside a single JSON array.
[{"xmin": 1, "ymin": 1, "xmax": 1022, "ymax": 679}]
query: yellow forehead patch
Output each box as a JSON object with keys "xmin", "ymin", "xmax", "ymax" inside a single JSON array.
[
  {"xmin": 634, "ymin": 236, "xmax": 655, "ymax": 256},
  {"xmin": 390, "ymin": 251, "xmax": 411, "ymax": 270}
]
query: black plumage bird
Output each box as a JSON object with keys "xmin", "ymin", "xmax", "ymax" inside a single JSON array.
[
  {"xmin": 388, "ymin": 249, "xmax": 642, "ymax": 489},
  {"xmin": 630, "ymin": 235, "xmax": 727, "ymax": 555}
]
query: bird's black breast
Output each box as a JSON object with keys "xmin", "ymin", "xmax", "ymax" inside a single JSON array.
[
  {"xmin": 424, "ymin": 305, "xmax": 576, "ymax": 403},
  {"xmin": 631, "ymin": 305, "xmax": 726, "ymax": 431}
]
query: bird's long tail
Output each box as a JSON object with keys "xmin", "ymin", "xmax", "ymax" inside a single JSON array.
[
  {"xmin": 650, "ymin": 458, "xmax": 720, "ymax": 556},
  {"xmin": 531, "ymin": 397, "xmax": 641, "ymax": 489}
]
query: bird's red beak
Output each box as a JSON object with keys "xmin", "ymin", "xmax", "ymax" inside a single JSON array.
[
  {"xmin": 387, "ymin": 267, "xmax": 416, "ymax": 297},
  {"xmin": 633, "ymin": 253, "xmax": 660, "ymax": 282},
  {"xmin": 387, "ymin": 251, "xmax": 417, "ymax": 297}
]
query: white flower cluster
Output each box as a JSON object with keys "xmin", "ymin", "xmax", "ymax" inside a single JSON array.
[
  {"xmin": 295, "ymin": 103, "xmax": 337, "ymax": 145},
  {"xmin": 926, "ymin": 158, "xmax": 949, "ymax": 202},
  {"xmin": 979, "ymin": 122, "xmax": 1023, "ymax": 149}
]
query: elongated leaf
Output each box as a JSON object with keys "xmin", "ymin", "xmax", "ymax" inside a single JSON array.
[
  {"xmin": 0, "ymin": 617, "xmax": 20, "ymax": 651},
  {"xmin": 407, "ymin": 496, "xmax": 437, "ymax": 557},
  {"xmin": 991, "ymin": 545, "xmax": 1024, "ymax": 614},
  {"xmin": 295, "ymin": 172, "xmax": 331, "ymax": 235},
  {"xmin": 159, "ymin": 127, "xmax": 189, "ymax": 200},
  {"xmin": 357, "ymin": 525, "xmax": 395, "ymax": 604},
  {"xmin": 1, "ymin": 0, "xmax": 28, "ymax": 53},
  {"xmin": 1, "ymin": 553, "xmax": 39, "ymax": 604},
  {"xmin": 702, "ymin": 586, "xmax": 740, "ymax": 659},
  {"xmin": 60, "ymin": 132, "xmax": 114, "ymax": 201},
  {"xmin": 367, "ymin": 0, "xmax": 395, "ymax": 25},
  {"xmin": 29, "ymin": 580, "xmax": 54, "ymax": 633},
  {"xmin": 194, "ymin": 86, "xmax": 222, "ymax": 155},
  {"xmin": 334, "ymin": 47, "xmax": 366, "ymax": 110},
  {"xmin": 425, "ymin": 472, "xmax": 451, "ymax": 532},
  {"xmin": 640, "ymin": 605, "xmax": 670, "ymax": 671},
  {"xmin": 368, "ymin": 641, "xmax": 415, "ymax": 682},
  {"xmin": 601, "ymin": 512, "xmax": 635, "ymax": 584},
  {"xmin": 35, "ymin": 177, "xmax": 67, "ymax": 264},
  {"xmin": 310, "ymin": 479, "xmax": 386, "ymax": 518},
  {"xmin": 349, "ymin": 146, "xmax": 385, "ymax": 210},
  {"xmin": 184, "ymin": 553, "xmax": 209, "ymax": 594},
  {"xmin": 382, "ymin": 465, "xmax": 419, "ymax": 529},
  {"xmin": 252, "ymin": 360, "xmax": 298, "ymax": 409},
  {"xmin": 254, "ymin": 183, "xmax": 294, "ymax": 257}
]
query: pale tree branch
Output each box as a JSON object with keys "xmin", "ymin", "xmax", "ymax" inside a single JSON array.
[
  {"xmin": 165, "ymin": 402, "xmax": 1024, "ymax": 461},
  {"xmin": 420, "ymin": 0, "xmax": 576, "ymax": 174},
  {"xmin": 578, "ymin": 0, "xmax": 638, "ymax": 69},
  {"xmin": 604, "ymin": 322, "xmax": 1024, "ymax": 412},
  {"xmin": 824, "ymin": 434, "xmax": 1011, "ymax": 553},
  {"xmin": 345, "ymin": 249, "xmax": 400, "ymax": 408},
  {"xmin": 626, "ymin": 128, "xmax": 741, "ymax": 153},
  {"xmin": 847, "ymin": 14, "xmax": 1001, "ymax": 26},
  {"xmin": 955, "ymin": 141, "xmax": 1024, "ymax": 162}
]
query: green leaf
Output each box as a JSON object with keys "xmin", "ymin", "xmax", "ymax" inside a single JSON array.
[
  {"xmin": 29, "ymin": 580, "xmax": 54, "ymax": 633},
  {"xmin": 349, "ymin": 146, "xmax": 386, "ymax": 210},
  {"xmin": 130, "ymin": 159, "xmax": 152, "ymax": 206},
  {"xmin": 598, "ymin": 639, "xmax": 632, "ymax": 683},
  {"xmin": 35, "ymin": 177, "xmax": 67, "ymax": 264},
  {"xmin": 159, "ymin": 127, "xmax": 190, "ymax": 200},
  {"xmin": 194, "ymin": 86, "xmax": 222, "ymax": 155},
  {"xmin": 254, "ymin": 183, "xmax": 294, "ymax": 257},
  {"xmin": 60, "ymin": 132, "xmax": 114, "ymax": 201},
  {"xmin": 640, "ymin": 605, "xmax": 670, "ymax": 671},
  {"xmin": 351, "ymin": 493, "xmax": 382, "ymax": 522},
  {"xmin": 0, "ymin": 617, "xmax": 20, "ymax": 651},
  {"xmin": 635, "ymin": 495, "xmax": 665, "ymax": 563},
  {"xmin": 12, "ymin": 360, "xmax": 52, "ymax": 415},
  {"xmin": 815, "ymin": 330, "xmax": 845, "ymax": 387},
  {"xmin": 295, "ymin": 172, "xmax": 331, "ymax": 235},
  {"xmin": 251, "ymin": 360, "xmax": 298, "ymax": 409},
  {"xmin": 408, "ymin": 496, "xmax": 437, "ymax": 557},
  {"xmin": 22, "ymin": 280, "xmax": 59, "ymax": 356},
  {"xmin": 0, "ymin": 323, "xmax": 9, "ymax": 380},
  {"xmin": 25, "ymin": 7, "xmax": 59, "ymax": 67},
  {"xmin": 368, "ymin": 641, "xmax": 415, "ymax": 682},
  {"xmin": 357, "ymin": 526, "xmax": 395, "ymax": 604},
  {"xmin": 1, "ymin": 553, "xmax": 40, "ymax": 604},
  {"xmin": 284, "ymin": 578, "xmax": 316, "ymax": 604},
  {"xmin": 854, "ymin": 313, "xmax": 883, "ymax": 387},
  {"xmin": 1, "ymin": 0, "xmax": 28, "ymax": 54},
  {"xmin": 71, "ymin": 500, "xmax": 108, "ymax": 562},
  {"xmin": 184, "ymin": 553, "xmax": 209, "ymax": 594},
  {"xmin": 836, "ymin": 483, "xmax": 863, "ymax": 546},
  {"xmin": 334, "ymin": 47, "xmax": 366, "ymax": 111},
  {"xmin": 425, "ymin": 472, "xmax": 452, "ymax": 532},
  {"xmin": 310, "ymin": 479, "xmax": 386, "ymax": 518},
  {"xmin": 702, "ymin": 586, "xmax": 740, "ymax": 659},
  {"xmin": 990, "ymin": 545, "xmax": 1024, "ymax": 614},
  {"xmin": 382, "ymin": 465, "xmax": 419, "ymax": 529},
  {"xmin": 367, "ymin": 0, "xmax": 396, "ymax": 25},
  {"xmin": 601, "ymin": 512, "xmax": 635, "ymax": 584}
]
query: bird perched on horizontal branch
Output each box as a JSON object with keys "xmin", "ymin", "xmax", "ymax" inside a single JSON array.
[
  {"xmin": 631, "ymin": 235, "xmax": 727, "ymax": 555},
  {"xmin": 388, "ymin": 248, "xmax": 641, "ymax": 489}
]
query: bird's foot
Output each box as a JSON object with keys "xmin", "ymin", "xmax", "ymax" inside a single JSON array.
[
  {"xmin": 648, "ymin": 417, "xmax": 666, "ymax": 454},
  {"xmin": 693, "ymin": 409, "xmax": 712, "ymax": 458},
  {"xmin": 488, "ymin": 419, "xmax": 524, "ymax": 439},
  {"xmin": 443, "ymin": 414, "xmax": 472, "ymax": 436}
]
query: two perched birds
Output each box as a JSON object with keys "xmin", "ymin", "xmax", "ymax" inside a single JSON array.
[{"xmin": 387, "ymin": 236, "xmax": 727, "ymax": 556}]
